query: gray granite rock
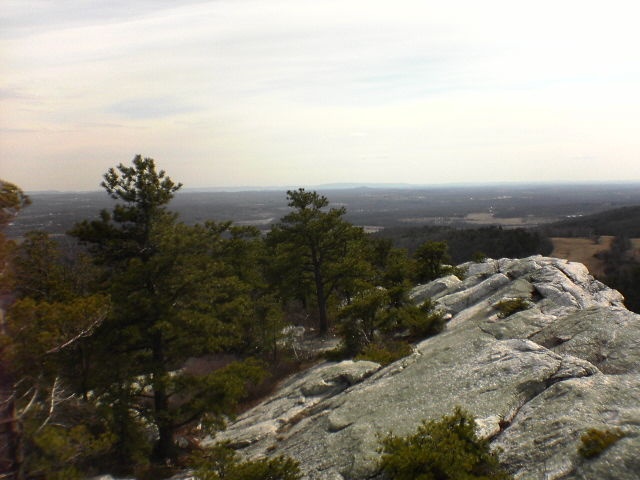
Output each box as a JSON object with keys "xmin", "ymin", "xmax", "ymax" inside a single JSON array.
[
  {"xmin": 209, "ymin": 257, "xmax": 639, "ymax": 480},
  {"xmin": 409, "ymin": 274, "xmax": 462, "ymax": 304},
  {"xmin": 207, "ymin": 360, "xmax": 381, "ymax": 450},
  {"xmin": 493, "ymin": 374, "xmax": 640, "ymax": 480},
  {"xmin": 530, "ymin": 306, "xmax": 640, "ymax": 374}
]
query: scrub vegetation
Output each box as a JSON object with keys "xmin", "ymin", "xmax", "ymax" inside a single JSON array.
[
  {"xmin": 3, "ymin": 158, "xmax": 639, "ymax": 478},
  {"xmin": 0, "ymin": 159, "xmax": 466, "ymax": 479},
  {"xmin": 379, "ymin": 407, "xmax": 512, "ymax": 480}
]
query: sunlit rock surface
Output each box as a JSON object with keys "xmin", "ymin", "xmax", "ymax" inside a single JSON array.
[{"xmin": 208, "ymin": 256, "xmax": 639, "ymax": 480}]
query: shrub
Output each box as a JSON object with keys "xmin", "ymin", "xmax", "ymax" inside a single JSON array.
[
  {"xmin": 23, "ymin": 403, "xmax": 118, "ymax": 480},
  {"xmin": 324, "ymin": 344, "xmax": 352, "ymax": 362},
  {"xmin": 191, "ymin": 442, "xmax": 301, "ymax": 480},
  {"xmin": 356, "ymin": 340, "xmax": 413, "ymax": 366},
  {"xmin": 442, "ymin": 264, "xmax": 467, "ymax": 280},
  {"xmin": 494, "ymin": 298, "xmax": 532, "ymax": 319},
  {"xmin": 393, "ymin": 299, "xmax": 447, "ymax": 339},
  {"xmin": 379, "ymin": 407, "xmax": 512, "ymax": 480},
  {"xmin": 578, "ymin": 428, "xmax": 626, "ymax": 459},
  {"xmin": 472, "ymin": 251, "xmax": 487, "ymax": 263},
  {"xmin": 337, "ymin": 288, "xmax": 391, "ymax": 356}
]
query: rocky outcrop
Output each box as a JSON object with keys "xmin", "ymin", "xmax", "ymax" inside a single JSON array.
[{"xmin": 208, "ymin": 256, "xmax": 640, "ymax": 480}]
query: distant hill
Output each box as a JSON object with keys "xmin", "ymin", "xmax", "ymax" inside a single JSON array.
[{"xmin": 542, "ymin": 205, "xmax": 640, "ymax": 238}]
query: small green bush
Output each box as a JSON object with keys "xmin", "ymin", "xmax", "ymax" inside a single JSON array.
[
  {"xmin": 324, "ymin": 344, "xmax": 352, "ymax": 362},
  {"xmin": 578, "ymin": 428, "xmax": 626, "ymax": 459},
  {"xmin": 356, "ymin": 340, "xmax": 413, "ymax": 366},
  {"xmin": 472, "ymin": 252, "xmax": 488, "ymax": 263},
  {"xmin": 379, "ymin": 407, "xmax": 512, "ymax": 480},
  {"xmin": 191, "ymin": 442, "xmax": 301, "ymax": 480},
  {"xmin": 494, "ymin": 298, "xmax": 532, "ymax": 319},
  {"xmin": 337, "ymin": 288, "xmax": 391, "ymax": 356},
  {"xmin": 442, "ymin": 265, "xmax": 467, "ymax": 280},
  {"xmin": 26, "ymin": 417, "xmax": 117, "ymax": 480},
  {"xmin": 394, "ymin": 299, "xmax": 447, "ymax": 339}
]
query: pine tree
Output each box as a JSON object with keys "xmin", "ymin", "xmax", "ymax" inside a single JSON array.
[
  {"xmin": 71, "ymin": 157, "xmax": 266, "ymax": 464},
  {"xmin": 0, "ymin": 179, "xmax": 30, "ymax": 480},
  {"xmin": 267, "ymin": 189, "xmax": 371, "ymax": 335}
]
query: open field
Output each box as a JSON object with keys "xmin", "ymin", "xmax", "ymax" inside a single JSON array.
[
  {"xmin": 464, "ymin": 212, "xmax": 557, "ymax": 228},
  {"xmin": 551, "ymin": 236, "xmax": 615, "ymax": 277}
]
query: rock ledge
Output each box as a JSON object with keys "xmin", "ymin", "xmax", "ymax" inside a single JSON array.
[{"xmin": 211, "ymin": 257, "xmax": 640, "ymax": 480}]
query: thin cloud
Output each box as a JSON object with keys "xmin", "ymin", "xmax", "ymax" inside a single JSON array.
[
  {"xmin": 0, "ymin": 0, "xmax": 211, "ymax": 38},
  {"xmin": 1, "ymin": 0, "xmax": 640, "ymax": 190},
  {"xmin": 108, "ymin": 97, "xmax": 200, "ymax": 120}
]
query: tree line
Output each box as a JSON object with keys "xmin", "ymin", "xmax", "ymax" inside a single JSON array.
[
  {"xmin": 0, "ymin": 157, "xmax": 463, "ymax": 479},
  {"xmin": 375, "ymin": 224, "xmax": 553, "ymax": 264}
]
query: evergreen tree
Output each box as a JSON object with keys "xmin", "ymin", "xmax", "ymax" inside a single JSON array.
[
  {"xmin": 71, "ymin": 157, "xmax": 265, "ymax": 465},
  {"xmin": 11, "ymin": 231, "xmax": 71, "ymax": 301},
  {"xmin": 267, "ymin": 189, "xmax": 371, "ymax": 335},
  {"xmin": 367, "ymin": 238, "xmax": 415, "ymax": 305},
  {"xmin": 0, "ymin": 179, "xmax": 30, "ymax": 480},
  {"xmin": 414, "ymin": 241, "xmax": 451, "ymax": 283},
  {"xmin": 1, "ymin": 187, "xmax": 110, "ymax": 480}
]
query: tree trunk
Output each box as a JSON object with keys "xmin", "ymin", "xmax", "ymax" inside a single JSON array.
[
  {"xmin": 151, "ymin": 332, "xmax": 174, "ymax": 463},
  {"xmin": 0, "ymin": 340, "xmax": 22, "ymax": 480},
  {"xmin": 313, "ymin": 264, "xmax": 329, "ymax": 335},
  {"xmin": 0, "ymin": 395, "xmax": 23, "ymax": 480}
]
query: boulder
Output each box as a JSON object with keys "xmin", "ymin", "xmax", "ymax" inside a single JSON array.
[{"xmin": 210, "ymin": 257, "xmax": 640, "ymax": 480}]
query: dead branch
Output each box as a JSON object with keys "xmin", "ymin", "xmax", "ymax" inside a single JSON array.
[
  {"xmin": 45, "ymin": 310, "xmax": 108, "ymax": 355},
  {"xmin": 17, "ymin": 387, "xmax": 38, "ymax": 418}
]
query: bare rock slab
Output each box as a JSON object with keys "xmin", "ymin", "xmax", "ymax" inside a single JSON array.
[{"xmin": 211, "ymin": 257, "xmax": 640, "ymax": 480}]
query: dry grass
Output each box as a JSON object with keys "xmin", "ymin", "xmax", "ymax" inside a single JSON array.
[
  {"xmin": 464, "ymin": 212, "xmax": 557, "ymax": 227},
  {"xmin": 550, "ymin": 236, "xmax": 614, "ymax": 276}
]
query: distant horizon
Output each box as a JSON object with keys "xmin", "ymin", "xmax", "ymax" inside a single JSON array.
[{"xmin": 23, "ymin": 179, "xmax": 640, "ymax": 195}]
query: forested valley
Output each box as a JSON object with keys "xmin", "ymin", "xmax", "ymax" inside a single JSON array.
[{"xmin": 0, "ymin": 157, "xmax": 636, "ymax": 480}]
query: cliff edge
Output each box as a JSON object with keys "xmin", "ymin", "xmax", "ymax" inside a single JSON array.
[{"xmin": 208, "ymin": 256, "xmax": 640, "ymax": 480}]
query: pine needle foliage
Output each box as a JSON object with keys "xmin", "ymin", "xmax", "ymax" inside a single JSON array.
[
  {"xmin": 191, "ymin": 443, "xmax": 301, "ymax": 480},
  {"xmin": 379, "ymin": 407, "xmax": 512, "ymax": 480},
  {"xmin": 355, "ymin": 340, "xmax": 413, "ymax": 366}
]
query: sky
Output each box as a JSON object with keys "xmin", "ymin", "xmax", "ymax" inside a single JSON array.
[{"xmin": 1, "ymin": 0, "xmax": 640, "ymax": 192}]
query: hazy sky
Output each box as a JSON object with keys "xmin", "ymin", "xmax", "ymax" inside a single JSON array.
[{"xmin": 2, "ymin": 1, "xmax": 640, "ymax": 191}]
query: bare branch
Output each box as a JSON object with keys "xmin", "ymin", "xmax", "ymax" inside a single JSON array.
[
  {"xmin": 18, "ymin": 387, "xmax": 38, "ymax": 418},
  {"xmin": 45, "ymin": 310, "xmax": 108, "ymax": 354},
  {"xmin": 36, "ymin": 376, "xmax": 59, "ymax": 432}
]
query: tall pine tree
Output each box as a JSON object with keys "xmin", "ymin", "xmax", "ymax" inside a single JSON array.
[
  {"xmin": 267, "ymin": 189, "xmax": 371, "ymax": 335},
  {"xmin": 71, "ymin": 156, "xmax": 264, "ymax": 464}
]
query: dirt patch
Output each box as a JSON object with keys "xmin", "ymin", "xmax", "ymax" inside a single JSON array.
[{"xmin": 550, "ymin": 236, "xmax": 615, "ymax": 277}]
